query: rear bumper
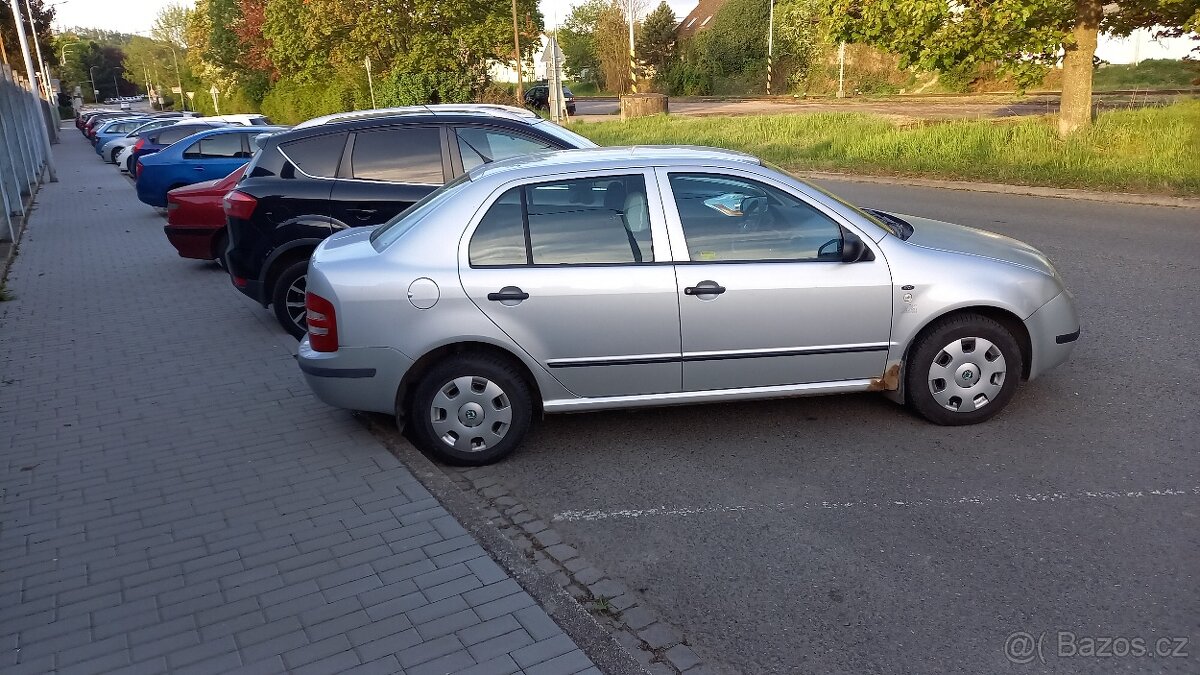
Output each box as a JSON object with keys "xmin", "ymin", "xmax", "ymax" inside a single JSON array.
[
  {"xmin": 164, "ymin": 224, "xmax": 220, "ymax": 260},
  {"xmin": 1024, "ymin": 291, "xmax": 1080, "ymax": 380},
  {"xmin": 297, "ymin": 339, "xmax": 412, "ymax": 415}
]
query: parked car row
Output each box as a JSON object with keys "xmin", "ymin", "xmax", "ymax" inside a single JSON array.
[{"xmin": 80, "ymin": 104, "xmax": 1080, "ymax": 466}]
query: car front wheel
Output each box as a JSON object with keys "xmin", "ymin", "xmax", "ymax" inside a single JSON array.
[
  {"xmin": 406, "ymin": 355, "xmax": 533, "ymax": 466},
  {"xmin": 905, "ymin": 313, "xmax": 1023, "ymax": 425},
  {"xmin": 271, "ymin": 260, "xmax": 309, "ymax": 339}
]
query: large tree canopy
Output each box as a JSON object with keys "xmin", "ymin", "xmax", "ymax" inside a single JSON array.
[
  {"xmin": 1, "ymin": 0, "xmax": 57, "ymax": 78},
  {"xmin": 826, "ymin": 1, "xmax": 1200, "ymax": 135}
]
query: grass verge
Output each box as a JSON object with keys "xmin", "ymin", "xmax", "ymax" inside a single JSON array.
[{"xmin": 571, "ymin": 99, "xmax": 1200, "ymax": 196}]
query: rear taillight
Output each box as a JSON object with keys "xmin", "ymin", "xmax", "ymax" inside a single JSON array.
[
  {"xmin": 232, "ymin": 276, "xmax": 247, "ymax": 288},
  {"xmin": 133, "ymin": 138, "xmax": 145, "ymax": 151},
  {"xmin": 305, "ymin": 292, "xmax": 338, "ymax": 352},
  {"xmin": 222, "ymin": 190, "xmax": 257, "ymax": 220},
  {"xmin": 135, "ymin": 160, "xmax": 144, "ymax": 178}
]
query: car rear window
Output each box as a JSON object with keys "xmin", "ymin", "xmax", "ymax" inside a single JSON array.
[
  {"xmin": 279, "ymin": 132, "xmax": 347, "ymax": 178},
  {"xmin": 156, "ymin": 125, "xmax": 210, "ymax": 145}
]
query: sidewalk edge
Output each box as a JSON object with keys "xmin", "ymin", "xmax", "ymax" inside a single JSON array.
[{"xmin": 360, "ymin": 413, "xmax": 647, "ymax": 675}]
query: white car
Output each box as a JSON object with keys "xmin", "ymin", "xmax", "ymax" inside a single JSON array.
[{"xmin": 191, "ymin": 114, "xmax": 274, "ymax": 126}]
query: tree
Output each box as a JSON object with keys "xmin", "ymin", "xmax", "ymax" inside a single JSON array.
[
  {"xmin": 637, "ymin": 1, "xmax": 677, "ymax": 77},
  {"xmin": 1, "ymin": 0, "xmax": 57, "ymax": 77},
  {"xmin": 560, "ymin": 0, "xmax": 608, "ymax": 83},
  {"xmin": 826, "ymin": 1, "xmax": 1200, "ymax": 137},
  {"xmin": 151, "ymin": 2, "xmax": 191, "ymax": 49},
  {"xmin": 595, "ymin": 1, "xmax": 634, "ymax": 92}
]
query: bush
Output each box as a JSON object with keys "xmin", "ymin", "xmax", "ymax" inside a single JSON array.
[
  {"xmin": 57, "ymin": 104, "xmax": 75, "ymax": 119},
  {"xmin": 376, "ymin": 71, "xmax": 473, "ymax": 107}
]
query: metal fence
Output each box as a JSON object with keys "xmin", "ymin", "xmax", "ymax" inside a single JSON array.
[{"xmin": 0, "ymin": 63, "xmax": 59, "ymax": 246}]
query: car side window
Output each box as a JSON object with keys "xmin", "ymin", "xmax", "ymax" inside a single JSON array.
[
  {"xmin": 455, "ymin": 127, "xmax": 556, "ymax": 172},
  {"xmin": 350, "ymin": 127, "xmax": 443, "ymax": 184},
  {"xmin": 280, "ymin": 132, "xmax": 347, "ymax": 178},
  {"xmin": 667, "ymin": 173, "xmax": 843, "ymax": 262},
  {"xmin": 468, "ymin": 175, "xmax": 653, "ymax": 267},
  {"xmin": 194, "ymin": 133, "xmax": 243, "ymax": 159}
]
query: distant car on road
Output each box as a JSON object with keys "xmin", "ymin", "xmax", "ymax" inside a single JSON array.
[
  {"xmin": 298, "ymin": 146, "xmax": 1080, "ymax": 465},
  {"xmin": 136, "ymin": 126, "xmax": 285, "ymax": 207},
  {"xmin": 164, "ymin": 164, "xmax": 248, "ymax": 268},
  {"xmin": 224, "ymin": 104, "xmax": 596, "ymax": 338},
  {"xmin": 523, "ymin": 84, "xmax": 576, "ymax": 115}
]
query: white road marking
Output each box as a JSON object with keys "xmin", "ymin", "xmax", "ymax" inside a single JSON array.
[{"xmin": 550, "ymin": 486, "xmax": 1200, "ymax": 522}]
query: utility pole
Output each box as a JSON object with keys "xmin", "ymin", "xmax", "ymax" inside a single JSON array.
[
  {"xmin": 511, "ymin": 0, "xmax": 523, "ymax": 103},
  {"xmin": 364, "ymin": 56, "xmax": 376, "ymax": 109},
  {"xmin": 7, "ymin": 0, "xmax": 57, "ymax": 181},
  {"xmin": 627, "ymin": 1, "xmax": 637, "ymax": 93},
  {"xmin": 24, "ymin": 0, "xmax": 53, "ymax": 101},
  {"xmin": 766, "ymin": 0, "xmax": 774, "ymax": 96},
  {"xmin": 112, "ymin": 66, "xmax": 123, "ymax": 98}
]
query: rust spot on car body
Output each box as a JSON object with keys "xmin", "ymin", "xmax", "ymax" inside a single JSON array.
[{"xmin": 868, "ymin": 362, "xmax": 901, "ymax": 391}]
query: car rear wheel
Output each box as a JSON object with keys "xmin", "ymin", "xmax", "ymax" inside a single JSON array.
[
  {"xmin": 406, "ymin": 355, "xmax": 533, "ymax": 466},
  {"xmin": 905, "ymin": 313, "xmax": 1023, "ymax": 425},
  {"xmin": 212, "ymin": 230, "xmax": 229, "ymax": 271},
  {"xmin": 110, "ymin": 148, "xmax": 120, "ymax": 163},
  {"xmin": 271, "ymin": 260, "xmax": 309, "ymax": 340}
]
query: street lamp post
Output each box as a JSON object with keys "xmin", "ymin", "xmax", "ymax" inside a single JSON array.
[
  {"xmin": 169, "ymin": 47, "xmax": 186, "ymax": 111},
  {"xmin": 766, "ymin": 0, "xmax": 774, "ymax": 95},
  {"xmin": 24, "ymin": 0, "xmax": 54, "ymax": 102},
  {"xmin": 112, "ymin": 66, "xmax": 124, "ymax": 99},
  {"xmin": 89, "ymin": 65, "xmax": 100, "ymax": 103}
]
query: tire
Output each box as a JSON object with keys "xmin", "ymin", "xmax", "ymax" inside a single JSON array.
[
  {"xmin": 271, "ymin": 259, "xmax": 309, "ymax": 340},
  {"xmin": 110, "ymin": 147, "xmax": 121, "ymax": 164},
  {"xmin": 406, "ymin": 355, "xmax": 533, "ymax": 466},
  {"xmin": 905, "ymin": 313, "xmax": 1023, "ymax": 426}
]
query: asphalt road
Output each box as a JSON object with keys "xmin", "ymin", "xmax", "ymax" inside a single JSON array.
[{"xmin": 460, "ymin": 184, "xmax": 1200, "ymax": 674}]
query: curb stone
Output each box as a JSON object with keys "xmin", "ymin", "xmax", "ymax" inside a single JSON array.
[
  {"xmin": 441, "ymin": 468, "xmax": 712, "ymax": 675},
  {"xmin": 797, "ymin": 171, "xmax": 1200, "ymax": 209},
  {"xmin": 360, "ymin": 413, "xmax": 663, "ymax": 675}
]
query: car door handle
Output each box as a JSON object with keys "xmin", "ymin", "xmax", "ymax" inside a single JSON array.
[
  {"xmin": 487, "ymin": 288, "xmax": 530, "ymax": 302},
  {"xmin": 193, "ymin": 166, "xmax": 205, "ymax": 171},
  {"xmin": 348, "ymin": 208, "xmax": 378, "ymax": 219},
  {"xmin": 684, "ymin": 283, "xmax": 727, "ymax": 296}
]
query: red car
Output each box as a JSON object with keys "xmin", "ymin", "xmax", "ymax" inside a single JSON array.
[{"xmin": 164, "ymin": 164, "xmax": 247, "ymax": 267}]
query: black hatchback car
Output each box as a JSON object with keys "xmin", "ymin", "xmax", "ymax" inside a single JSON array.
[
  {"xmin": 224, "ymin": 104, "xmax": 597, "ymax": 337},
  {"xmin": 524, "ymin": 85, "xmax": 576, "ymax": 115}
]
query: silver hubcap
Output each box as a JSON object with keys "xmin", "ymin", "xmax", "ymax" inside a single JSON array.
[
  {"xmin": 430, "ymin": 376, "xmax": 513, "ymax": 453},
  {"xmin": 284, "ymin": 274, "xmax": 306, "ymax": 330},
  {"xmin": 927, "ymin": 337, "xmax": 1007, "ymax": 413}
]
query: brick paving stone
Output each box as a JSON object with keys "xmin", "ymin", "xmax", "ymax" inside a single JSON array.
[{"xmin": 0, "ymin": 136, "xmax": 593, "ymax": 675}]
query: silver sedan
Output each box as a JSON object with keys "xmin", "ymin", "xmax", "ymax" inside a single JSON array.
[{"xmin": 298, "ymin": 147, "xmax": 1079, "ymax": 465}]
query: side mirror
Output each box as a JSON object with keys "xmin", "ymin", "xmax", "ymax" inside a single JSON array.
[{"xmin": 841, "ymin": 231, "xmax": 874, "ymax": 263}]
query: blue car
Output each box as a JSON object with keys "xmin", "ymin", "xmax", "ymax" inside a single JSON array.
[
  {"xmin": 92, "ymin": 117, "xmax": 150, "ymax": 154},
  {"xmin": 136, "ymin": 126, "xmax": 287, "ymax": 208},
  {"xmin": 97, "ymin": 118, "xmax": 181, "ymax": 165},
  {"xmin": 128, "ymin": 122, "xmax": 227, "ymax": 176}
]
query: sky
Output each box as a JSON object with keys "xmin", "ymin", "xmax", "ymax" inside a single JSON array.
[{"xmin": 50, "ymin": 0, "xmax": 1196, "ymax": 65}]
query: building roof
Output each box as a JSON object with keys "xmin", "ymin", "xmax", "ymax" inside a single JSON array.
[{"xmin": 676, "ymin": 0, "xmax": 730, "ymax": 39}]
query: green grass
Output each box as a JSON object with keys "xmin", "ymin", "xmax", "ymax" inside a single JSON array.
[
  {"xmin": 570, "ymin": 100, "xmax": 1200, "ymax": 195},
  {"xmin": 1092, "ymin": 59, "xmax": 1200, "ymax": 91}
]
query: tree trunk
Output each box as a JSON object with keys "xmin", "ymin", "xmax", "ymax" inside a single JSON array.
[{"xmin": 1058, "ymin": 0, "xmax": 1102, "ymax": 137}]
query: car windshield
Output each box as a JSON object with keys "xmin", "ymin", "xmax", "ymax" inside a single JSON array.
[
  {"xmin": 369, "ymin": 173, "xmax": 474, "ymax": 250},
  {"xmin": 528, "ymin": 121, "xmax": 597, "ymax": 149},
  {"xmin": 763, "ymin": 161, "xmax": 908, "ymax": 239}
]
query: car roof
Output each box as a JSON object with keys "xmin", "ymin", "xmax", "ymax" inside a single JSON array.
[
  {"xmin": 467, "ymin": 146, "xmax": 762, "ymax": 181},
  {"xmin": 293, "ymin": 104, "xmax": 540, "ymax": 130},
  {"xmin": 186, "ymin": 124, "xmax": 288, "ymax": 137}
]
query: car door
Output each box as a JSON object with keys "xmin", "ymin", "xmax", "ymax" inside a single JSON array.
[
  {"xmin": 327, "ymin": 125, "xmax": 449, "ymax": 228},
  {"xmin": 657, "ymin": 169, "xmax": 894, "ymax": 392},
  {"xmin": 181, "ymin": 132, "xmax": 248, "ymax": 182},
  {"xmin": 459, "ymin": 171, "xmax": 681, "ymax": 398}
]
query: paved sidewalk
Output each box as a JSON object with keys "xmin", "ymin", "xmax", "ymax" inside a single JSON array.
[{"xmin": 0, "ymin": 133, "xmax": 598, "ymax": 674}]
